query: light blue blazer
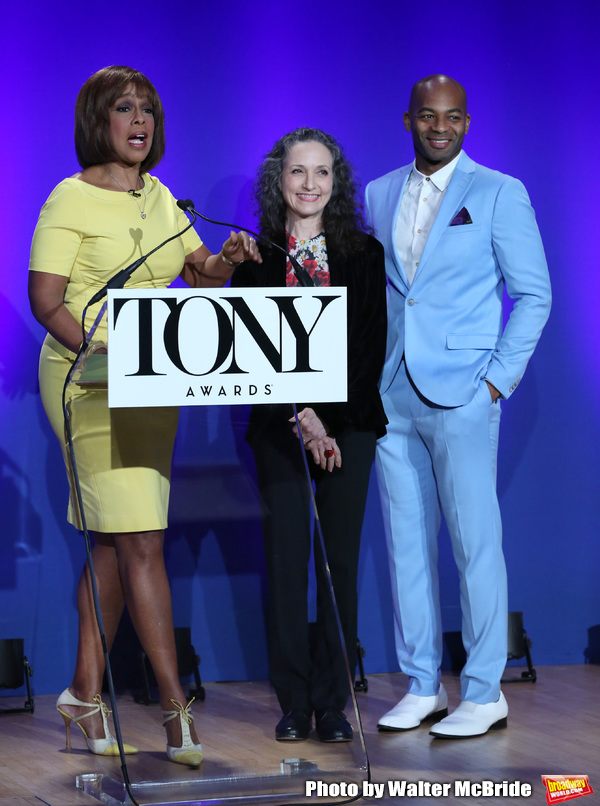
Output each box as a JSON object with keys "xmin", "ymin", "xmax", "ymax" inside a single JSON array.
[{"xmin": 365, "ymin": 152, "xmax": 552, "ymax": 407}]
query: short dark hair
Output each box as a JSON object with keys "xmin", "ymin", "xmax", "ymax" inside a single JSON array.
[
  {"xmin": 74, "ymin": 65, "xmax": 165, "ymax": 171},
  {"xmin": 254, "ymin": 127, "xmax": 368, "ymax": 257}
]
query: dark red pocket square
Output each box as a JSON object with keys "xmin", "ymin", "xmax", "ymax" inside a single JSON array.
[{"xmin": 450, "ymin": 207, "xmax": 473, "ymax": 226}]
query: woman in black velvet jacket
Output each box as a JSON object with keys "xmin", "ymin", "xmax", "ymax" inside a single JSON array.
[{"xmin": 231, "ymin": 128, "xmax": 387, "ymax": 743}]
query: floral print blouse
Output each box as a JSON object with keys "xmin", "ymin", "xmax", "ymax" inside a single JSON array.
[{"xmin": 285, "ymin": 232, "xmax": 331, "ymax": 287}]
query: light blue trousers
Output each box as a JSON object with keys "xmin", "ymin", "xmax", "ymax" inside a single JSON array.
[{"xmin": 376, "ymin": 362, "xmax": 507, "ymax": 703}]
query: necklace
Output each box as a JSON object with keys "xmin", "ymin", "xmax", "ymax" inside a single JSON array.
[{"xmin": 103, "ymin": 166, "xmax": 147, "ymax": 219}]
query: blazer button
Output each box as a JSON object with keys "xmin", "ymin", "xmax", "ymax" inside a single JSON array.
[{"xmin": 407, "ymin": 298, "xmax": 416, "ymax": 306}]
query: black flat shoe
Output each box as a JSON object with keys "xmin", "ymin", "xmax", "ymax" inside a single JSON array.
[
  {"xmin": 315, "ymin": 708, "xmax": 353, "ymax": 742},
  {"xmin": 275, "ymin": 710, "xmax": 312, "ymax": 741}
]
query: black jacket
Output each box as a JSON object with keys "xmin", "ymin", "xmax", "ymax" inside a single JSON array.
[{"xmin": 230, "ymin": 233, "xmax": 388, "ymax": 441}]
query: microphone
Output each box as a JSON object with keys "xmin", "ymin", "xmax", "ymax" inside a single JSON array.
[
  {"xmin": 86, "ymin": 206, "xmax": 198, "ymax": 307},
  {"xmin": 86, "ymin": 255, "xmax": 148, "ymax": 307},
  {"xmin": 176, "ymin": 198, "xmax": 195, "ymax": 213},
  {"xmin": 176, "ymin": 199, "xmax": 315, "ymax": 287}
]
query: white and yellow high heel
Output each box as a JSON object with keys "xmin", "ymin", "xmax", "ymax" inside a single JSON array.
[
  {"xmin": 162, "ymin": 699, "xmax": 203, "ymax": 766},
  {"xmin": 56, "ymin": 688, "xmax": 138, "ymax": 756}
]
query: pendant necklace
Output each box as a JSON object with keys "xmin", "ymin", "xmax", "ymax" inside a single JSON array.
[{"xmin": 103, "ymin": 166, "xmax": 147, "ymax": 218}]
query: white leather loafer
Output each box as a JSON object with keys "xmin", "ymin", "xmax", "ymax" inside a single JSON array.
[
  {"xmin": 429, "ymin": 691, "xmax": 508, "ymax": 738},
  {"xmin": 378, "ymin": 684, "xmax": 448, "ymax": 731}
]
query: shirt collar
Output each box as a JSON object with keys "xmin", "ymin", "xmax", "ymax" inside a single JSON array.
[{"xmin": 408, "ymin": 150, "xmax": 463, "ymax": 192}]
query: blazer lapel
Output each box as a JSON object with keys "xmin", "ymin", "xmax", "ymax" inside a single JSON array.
[{"xmin": 386, "ymin": 168, "xmax": 411, "ymax": 290}]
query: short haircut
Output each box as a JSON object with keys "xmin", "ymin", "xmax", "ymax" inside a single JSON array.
[{"xmin": 74, "ymin": 65, "xmax": 165, "ymax": 171}]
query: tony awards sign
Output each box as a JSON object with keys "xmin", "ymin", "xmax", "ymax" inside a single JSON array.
[{"xmin": 107, "ymin": 287, "xmax": 347, "ymax": 407}]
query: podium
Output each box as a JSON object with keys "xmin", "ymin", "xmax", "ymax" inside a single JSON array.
[{"xmin": 68, "ymin": 288, "xmax": 369, "ymax": 805}]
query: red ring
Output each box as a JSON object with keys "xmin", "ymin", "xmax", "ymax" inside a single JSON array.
[{"xmin": 324, "ymin": 449, "xmax": 334, "ymax": 458}]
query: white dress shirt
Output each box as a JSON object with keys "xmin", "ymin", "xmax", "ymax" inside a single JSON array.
[{"xmin": 394, "ymin": 151, "xmax": 462, "ymax": 285}]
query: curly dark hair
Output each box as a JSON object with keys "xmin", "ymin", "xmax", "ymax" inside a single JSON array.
[
  {"xmin": 254, "ymin": 127, "xmax": 369, "ymax": 258},
  {"xmin": 74, "ymin": 65, "xmax": 165, "ymax": 172}
]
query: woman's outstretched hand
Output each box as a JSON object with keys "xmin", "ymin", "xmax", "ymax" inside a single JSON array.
[{"xmin": 222, "ymin": 231, "xmax": 262, "ymax": 265}]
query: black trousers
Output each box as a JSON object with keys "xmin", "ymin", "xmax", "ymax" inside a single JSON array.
[{"xmin": 252, "ymin": 425, "xmax": 376, "ymax": 714}]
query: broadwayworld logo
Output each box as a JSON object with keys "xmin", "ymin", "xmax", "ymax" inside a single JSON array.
[{"xmin": 541, "ymin": 776, "xmax": 594, "ymax": 804}]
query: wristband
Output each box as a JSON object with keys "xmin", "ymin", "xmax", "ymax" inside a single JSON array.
[{"xmin": 221, "ymin": 252, "xmax": 240, "ymax": 268}]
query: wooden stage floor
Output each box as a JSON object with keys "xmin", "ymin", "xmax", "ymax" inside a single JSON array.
[{"xmin": 0, "ymin": 665, "xmax": 598, "ymax": 806}]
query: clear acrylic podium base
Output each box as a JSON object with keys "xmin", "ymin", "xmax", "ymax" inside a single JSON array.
[
  {"xmin": 66, "ymin": 353, "xmax": 369, "ymax": 806},
  {"xmin": 77, "ymin": 758, "xmax": 365, "ymax": 805},
  {"xmin": 71, "ymin": 679, "xmax": 368, "ymax": 806}
]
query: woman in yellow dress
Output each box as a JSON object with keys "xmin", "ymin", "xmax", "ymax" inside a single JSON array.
[{"xmin": 28, "ymin": 65, "xmax": 260, "ymax": 765}]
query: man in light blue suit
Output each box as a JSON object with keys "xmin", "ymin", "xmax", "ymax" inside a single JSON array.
[{"xmin": 365, "ymin": 75, "xmax": 551, "ymax": 738}]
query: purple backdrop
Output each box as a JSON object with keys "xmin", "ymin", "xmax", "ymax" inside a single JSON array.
[{"xmin": 1, "ymin": 0, "xmax": 598, "ymax": 695}]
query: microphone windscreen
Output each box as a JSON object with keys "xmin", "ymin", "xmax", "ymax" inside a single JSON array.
[{"xmin": 177, "ymin": 198, "xmax": 195, "ymax": 212}]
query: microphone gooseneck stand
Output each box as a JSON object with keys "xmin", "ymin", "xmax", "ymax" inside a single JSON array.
[
  {"xmin": 61, "ymin": 329, "xmax": 141, "ymax": 806},
  {"xmin": 179, "ymin": 201, "xmax": 370, "ymax": 801},
  {"xmin": 61, "ymin": 211, "xmax": 200, "ymax": 806},
  {"xmin": 64, "ymin": 201, "xmax": 367, "ymax": 806},
  {"xmin": 177, "ymin": 201, "xmax": 370, "ymax": 797},
  {"xmin": 289, "ymin": 405, "xmax": 371, "ymax": 805}
]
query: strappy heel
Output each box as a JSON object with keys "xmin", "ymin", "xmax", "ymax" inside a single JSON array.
[
  {"xmin": 56, "ymin": 688, "xmax": 138, "ymax": 756},
  {"xmin": 162, "ymin": 698, "xmax": 203, "ymax": 766}
]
